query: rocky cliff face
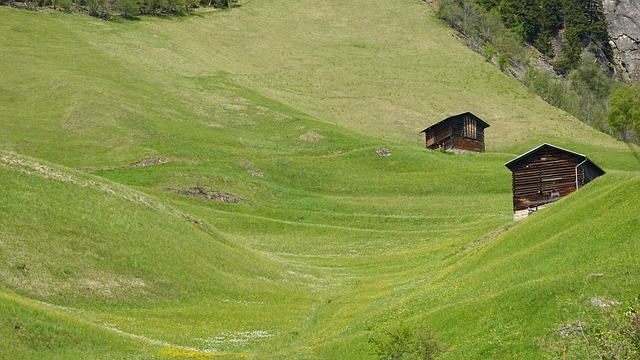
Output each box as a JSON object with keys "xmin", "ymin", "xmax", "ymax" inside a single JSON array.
[{"xmin": 603, "ymin": 0, "xmax": 640, "ymax": 82}]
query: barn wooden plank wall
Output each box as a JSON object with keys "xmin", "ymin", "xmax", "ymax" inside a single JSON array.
[
  {"xmin": 447, "ymin": 115, "xmax": 485, "ymax": 144},
  {"xmin": 505, "ymin": 144, "xmax": 605, "ymax": 216},
  {"xmin": 421, "ymin": 112, "xmax": 489, "ymax": 153},
  {"xmin": 509, "ymin": 152, "xmax": 583, "ymax": 211}
]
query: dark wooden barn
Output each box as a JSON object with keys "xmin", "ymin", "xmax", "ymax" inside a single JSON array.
[
  {"xmin": 505, "ymin": 143, "xmax": 605, "ymax": 220},
  {"xmin": 420, "ymin": 112, "xmax": 490, "ymax": 153}
]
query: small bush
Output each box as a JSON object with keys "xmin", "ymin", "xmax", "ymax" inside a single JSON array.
[
  {"xmin": 369, "ymin": 323, "xmax": 440, "ymax": 360},
  {"xmin": 482, "ymin": 44, "xmax": 494, "ymax": 61},
  {"xmin": 497, "ymin": 53, "xmax": 509, "ymax": 71}
]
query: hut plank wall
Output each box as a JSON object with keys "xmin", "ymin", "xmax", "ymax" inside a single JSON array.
[
  {"xmin": 505, "ymin": 144, "xmax": 605, "ymax": 220},
  {"xmin": 421, "ymin": 112, "xmax": 489, "ymax": 153}
]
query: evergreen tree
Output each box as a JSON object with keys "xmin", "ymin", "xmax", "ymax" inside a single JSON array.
[
  {"xmin": 475, "ymin": 0, "xmax": 499, "ymax": 9},
  {"xmin": 534, "ymin": 0, "xmax": 563, "ymax": 57},
  {"xmin": 584, "ymin": 0, "xmax": 612, "ymax": 59},
  {"xmin": 555, "ymin": 27, "xmax": 582, "ymax": 73},
  {"xmin": 497, "ymin": 0, "xmax": 539, "ymax": 42},
  {"xmin": 562, "ymin": 0, "xmax": 589, "ymax": 35},
  {"xmin": 534, "ymin": 30, "xmax": 554, "ymax": 57},
  {"xmin": 538, "ymin": 0, "xmax": 563, "ymax": 36}
]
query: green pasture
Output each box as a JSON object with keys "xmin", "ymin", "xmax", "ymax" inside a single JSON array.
[{"xmin": 0, "ymin": 0, "xmax": 638, "ymax": 358}]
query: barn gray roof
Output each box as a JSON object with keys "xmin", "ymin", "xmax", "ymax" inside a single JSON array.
[
  {"xmin": 504, "ymin": 143, "xmax": 605, "ymax": 174},
  {"xmin": 420, "ymin": 112, "xmax": 490, "ymax": 133}
]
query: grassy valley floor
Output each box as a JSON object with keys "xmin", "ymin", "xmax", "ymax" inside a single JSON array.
[{"xmin": 0, "ymin": 0, "xmax": 639, "ymax": 358}]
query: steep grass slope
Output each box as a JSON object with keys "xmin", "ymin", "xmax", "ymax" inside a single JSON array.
[
  {"xmin": 1, "ymin": 1, "xmax": 636, "ymax": 166},
  {"xmin": 0, "ymin": 152, "xmax": 315, "ymax": 357},
  {"xmin": 0, "ymin": 0, "xmax": 639, "ymax": 358},
  {"xmin": 418, "ymin": 172, "xmax": 640, "ymax": 358}
]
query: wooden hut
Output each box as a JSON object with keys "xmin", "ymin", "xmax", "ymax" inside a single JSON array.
[
  {"xmin": 420, "ymin": 112, "xmax": 490, "ymax": 153},
  {"xmin": 504, "ymin": 143, "xmax": 605, "ymax": 221}
]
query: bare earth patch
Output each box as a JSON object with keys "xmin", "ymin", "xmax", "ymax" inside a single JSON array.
[
  {"xmin": 298, "ymin": 130, "xmax": 325, "ymax": 142},
  {"xmin": 374, "ymin": 147, "xmax": 392, "ymax": 157},
  {"xmin": 557, "ymin": 321, "xmax": 586, "ymax": 336},
  {"xmin": 168, "ymin": 186, "xmax": 242, "ymax": 203},
  {"xmin": 1, "ymin": 154, "xmax": 203, "ymax": 225},
  {"xmin": 78, "ymin": 157, "xmax": 170, "ymax": 172}
]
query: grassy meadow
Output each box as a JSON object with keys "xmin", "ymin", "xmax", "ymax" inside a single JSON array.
[{"xmin": 0, "ymin": 0, "xmax": 639, "ymax": 358}]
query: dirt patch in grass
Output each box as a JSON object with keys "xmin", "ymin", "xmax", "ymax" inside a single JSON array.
[
  {"xmin": 1, "ymin": 154, "xmax": 201, "ymax": 224},
  {"xmin": 374, "ymin": 147, "xmax": 392, "ymax": 157},
  {"xmin": 557, "ymin": 321, "xmax": 586, "ymax": 336},
  {"xmin": 249, "ymin": 170, "xmax": 265, "ymax": 178},
  {"xmin": 78, "ymin": 157, "xmax": 170, "ymax": 172},
  {"xmin": 168, "ymin": 186, "xmax": 242, "ymax": 203},
  {"xmin": 298, "ymin": 130, "xmax": 325, "ymax": 142}
]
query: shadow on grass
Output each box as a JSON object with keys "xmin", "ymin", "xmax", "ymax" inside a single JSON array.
[
  {"xmin": 91, "ymin": 3, "xmax": 242, "ymax": 22},
  {"xmin": 110, "ymin": 15, "xmax": 141, "ymax": 22},
  {"xmin": 183, "ymin": 3, "xmax": 241, "ymax": 18}
]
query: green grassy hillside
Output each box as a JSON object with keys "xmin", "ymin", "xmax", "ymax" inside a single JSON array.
[{"xmin": 0, "ymin": 0, "xmax": 639, "ymax": 358}]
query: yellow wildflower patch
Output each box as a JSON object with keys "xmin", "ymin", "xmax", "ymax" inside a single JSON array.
[{"xmin": 159, "ymin": 346, "xmax": 250, "ymax": 358}]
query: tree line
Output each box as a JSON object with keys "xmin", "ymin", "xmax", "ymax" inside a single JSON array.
[
  {"xmin": 476, "ymin": 0, "xmax": 611, "ymax": 74},
  {"xmin": 1, "ymin": 0, "xmax": 236, "ymax": 19},
  {"xmin": 433, "ymin": 0, "xmax": 639, "ymax": 143}
]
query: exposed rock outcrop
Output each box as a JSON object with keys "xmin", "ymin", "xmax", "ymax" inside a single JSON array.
[{"xmin": 603, "ymin": 0, "xmax": 640, "ymax": 82}]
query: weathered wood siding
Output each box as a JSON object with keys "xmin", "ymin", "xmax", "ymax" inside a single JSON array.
[
  {"xmin": 506, "ymin": 145, "xmax": 604, "ymax": 213},
  {"xmin": 424, "ymin": 122, "xmax": 450, "ymax": 150},
  {"xmin": 510, "ymin": 154, "xmax": 581, "ymax": 211},
  {"xmin": 452, "ymin": 136, "xmax": 485, "ymax": 153},
  {"xmin": 422, "ymin": 112, "xmax": 488, "ymax": 153}
]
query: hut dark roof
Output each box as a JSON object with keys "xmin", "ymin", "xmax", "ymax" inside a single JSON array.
[
  {"xmin": 504, "ymin": 143, "xmax": 605, "ymax": 174},
  {"xmin": 419, "ymin": 112, "xmax": 490, "ymax": 134}
]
